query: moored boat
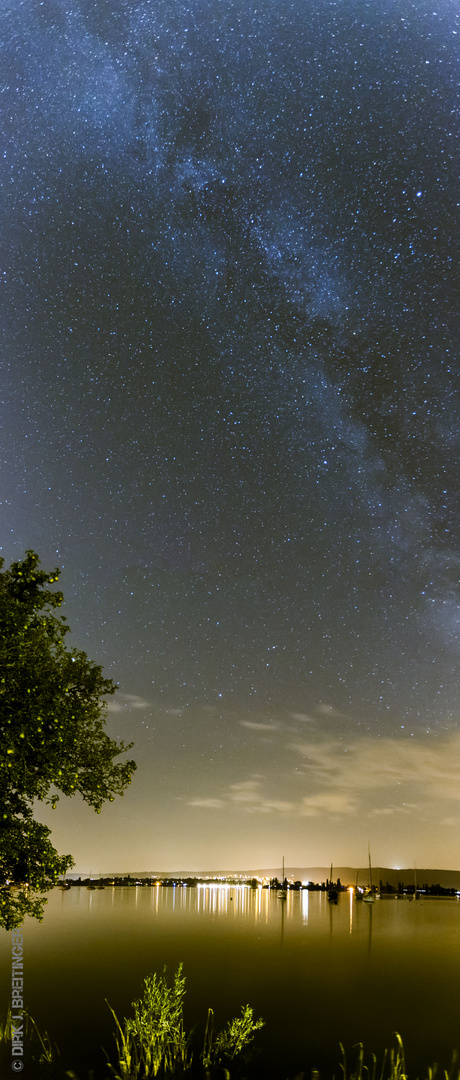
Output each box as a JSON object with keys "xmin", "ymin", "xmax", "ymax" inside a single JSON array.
[
  {"xmin": 327, "ymin": 863, "xmax": 339, "ymax": 903},
  {"xmin": 363, "ymin": 845, "xmax": 377, "ymax": 902},
  {"xmin": 277, "ymin": 857, "xmax": 287, "ymax": 900}
]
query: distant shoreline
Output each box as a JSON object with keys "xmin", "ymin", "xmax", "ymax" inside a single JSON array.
[{"xmin": 62, "ymin": 865, "xmax": 460, "ymax": 890}]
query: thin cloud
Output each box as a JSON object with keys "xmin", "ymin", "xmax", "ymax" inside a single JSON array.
[
  {"xmin": 229, "ymin": 781, "xmax": 294, "ymax": 814},
  {"xmin": 188, "ymin": 778, "xmax": 294, "ymax": 815},
  {"xmin": 187, "ymin": 730, "xmax": 460, "ymax": 826},
  {"xmin": 240, "ymin": 721, "xmax": 280, "ymax": 732},
  {"xmin": 288, "ymin": 731, "xmax": 460, "ymax": 804},
  {"xmin": 107, "ymin": 693, "xmax": 150, "ymax": 712},
  {"xmin": 229, "ymin": 780, "xmax": 263, "ymax": 803},
  {"xmin": 188, "ymin": 798, "xmax": 225, "ymax": 809},
  {"xmin": 316, "ymin": 704, "xmax": 345, "ymax": 718},
  {"xmin": 262, "ymin": 799, "xmax": 295, "ymax": 813},
  {"xmin": 301, "ymin": 792, "xmax": 357, "ymax": 817}
]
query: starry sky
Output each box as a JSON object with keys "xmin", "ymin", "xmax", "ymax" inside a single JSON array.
[{"xmin": 1, "ymin": 0, "xmax": 460, "ymax": 872}]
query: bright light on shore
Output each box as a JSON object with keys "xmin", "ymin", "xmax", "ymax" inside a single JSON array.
[
  {"xmin": 197, "ymin": 882, "xmax": 250, "ymax": 890},
  {"xmin": 198, "ymin": 882, "xmax": 231, "ymax": 890}
]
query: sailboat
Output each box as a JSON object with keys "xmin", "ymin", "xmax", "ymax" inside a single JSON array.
[
  {"xmin": 408, "ymin": 862, "xmax": 418, "ymax": 901},
  {"xmin": 277, "ymin": 857, "xmax": 287, "ymax": 900},
  {"xmin": 363, "ymin": 846, "xmax": 376, "ymax": 903},
  {"xmin": 327, "ymin": 863, "xmax": 339, "ymax": 904}
]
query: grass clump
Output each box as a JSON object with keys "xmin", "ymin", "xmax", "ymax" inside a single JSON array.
[
  {"xmin": 106, "ymin": 964, "xmax": 191, "ymax": 1079},
  {"xmin": 0, "ymin": 1004, "xmax": 60, "ymax": 1077},
  {"xmin": 338, "ymin": 1033, "xmax": 407, "ymax": 1080},
  {"xmin": 335, "ymin": 1034, "xmax": 460, "ymax": 1080},
  {"xmin": 202, "ymin": 1004, "xmax": 264, "ymax": 1069},
  {"xmin": 106, "ymin": 964, "xmax": 264, "ymax": 1079}
]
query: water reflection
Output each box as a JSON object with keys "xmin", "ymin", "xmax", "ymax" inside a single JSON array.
[
  {"xmin": 367, "ymin": 898, "xmax": 373, "ymax": 955},
  {"xmin": 279, "ymin": 892, "xmax": 285, "ymax": 944},
  {"xmin": 2, "ymin": 887, "xmax": 458, "ymax": 1080},
  {"xmin": 194, "ymin": 882, "xmax": 276, "ymax": 920}
]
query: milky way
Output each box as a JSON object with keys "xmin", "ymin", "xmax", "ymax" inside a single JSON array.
[{"xmin": 1, "ymin": 0, "xmax": 459, "ymax": 869}]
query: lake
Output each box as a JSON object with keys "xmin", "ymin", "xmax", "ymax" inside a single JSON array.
[{"xmin": 1, "ymin": 885, "xmax": 460, "ymax": 1078}]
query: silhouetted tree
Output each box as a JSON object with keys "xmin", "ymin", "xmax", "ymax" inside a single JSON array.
[{"xmin": 0, "ymin": 551, "xmax": 136, "ymax": 928}]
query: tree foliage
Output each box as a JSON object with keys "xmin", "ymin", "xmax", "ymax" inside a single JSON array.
[{"xmin": 0, "ymin": 550, "xmax": 136, "ymax": 929}]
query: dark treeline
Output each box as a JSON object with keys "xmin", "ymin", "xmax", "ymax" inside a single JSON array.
[
  {"xmin": 62, "ymin": 876, "xmax": 460, "ymax": 896},
  {"xmin": 379, "ymin": 880, "xmax": 459, "ymax": 897}
]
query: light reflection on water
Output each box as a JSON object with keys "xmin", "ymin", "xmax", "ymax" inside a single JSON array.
[{"xmin": 1, "ymin": 886, "xmax": 459, "ymax": 1078}]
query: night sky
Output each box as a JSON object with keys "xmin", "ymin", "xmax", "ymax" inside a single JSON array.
[{"xmin": 2, "ymin": 0, "xmax": 460, "ymax": 872}]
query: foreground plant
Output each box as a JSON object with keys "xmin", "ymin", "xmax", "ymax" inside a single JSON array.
[
  {"xmin": 2, "ymin": 995, "xmax": 458, "ymax": 1080},
  {"xmin": 106, "ymin": 964, "xmax": 191, "ymax": 1079},
  {"xmin": 0, "ymin": 1005, "xmax": 60, "ymax": 1075},
  {"xmin": 202, "ymin": 1004, "xmax": 264, "ymax": 1069},
  {"xmin": 337, "ymin": 1034, "xmax": 459, "ymax": 1080},
  {"xmin": 338, "ymin": 1033, "xmax": 407, "ymax": 1080},
  {"xmin": 106, "ymin": 965, "xmax": 264, "ymax": 1079}
]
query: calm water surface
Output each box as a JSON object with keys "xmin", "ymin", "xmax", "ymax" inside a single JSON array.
[{"xmin": 1, "ymin": 886, "xmax": 460, "ymax": 1078}]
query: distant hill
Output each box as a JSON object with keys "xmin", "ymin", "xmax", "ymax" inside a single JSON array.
[
  {"xmin": 69, "ymin": 866, "xmax": 460, "ymax": 888},
  {"xmin": 255, "ymin": 867, "xmax": 460, "ymax": 889},
  {"xmin": 250, "ymin": 867, "xmax": 460, "ymax": 888}
]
